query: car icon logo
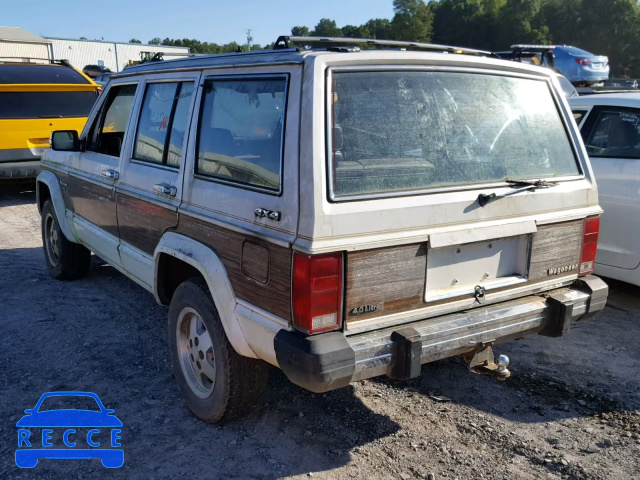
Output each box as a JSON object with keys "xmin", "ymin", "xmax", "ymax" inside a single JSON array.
[{"xmin": 15, "ymin": 391, "xmax": 123, "ymax": 468}]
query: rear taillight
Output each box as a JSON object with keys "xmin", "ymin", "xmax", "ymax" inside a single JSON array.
[
  {"xmin": 292, "ymin": 252, "xmax": 343, "ymax": 334},
  {"xmin": 575, "ymin": 58, "xmax": 592, "ymax": 66},
  {"xmin": 579, "ymin": 216, "xmax": 600, "ymax": 275}
]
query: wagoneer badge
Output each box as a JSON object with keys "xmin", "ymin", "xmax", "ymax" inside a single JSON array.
[
  {"xmin": 548, "ymin": 264, "xmax": 578, "ymax": 275},
  {"xmin": 351, "ymin": 304, "xmax": 381, "ymax": 315}
]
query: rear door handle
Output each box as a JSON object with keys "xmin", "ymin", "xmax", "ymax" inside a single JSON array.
[
  {"xmin": 153, "ymin": 183, "xmax": 177, "ymax": 197},
  {"xmin": 102, "ymin": 168, "xmax": 119, "ymax": 180}
]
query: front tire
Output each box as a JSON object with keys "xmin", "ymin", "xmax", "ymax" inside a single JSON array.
[
  {"xmin": 41, "ymin": 200, "xmax": 91, "ymax": 280},
  {"xmin": 168, "ymin": 278, "xmax": 269, "ymax": 423}
]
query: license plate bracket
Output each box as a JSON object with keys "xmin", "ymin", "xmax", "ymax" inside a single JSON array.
[{"xmin": 425, "ymin": 235, "xmax": 530, "ymax": 302}]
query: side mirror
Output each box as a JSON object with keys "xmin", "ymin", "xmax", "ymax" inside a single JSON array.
[
  {"xmin": 50, "ymin": 130, "xmax": 80, "ymax": 152},
  {"xmin": 105, "ymin": 409, "xmax": 115, "ymax": 414},
  {"xmin": 23, "ymin": 409, "xmax": 34, "ymax": 414}
]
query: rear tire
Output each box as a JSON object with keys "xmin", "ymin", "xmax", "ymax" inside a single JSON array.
[
  {"xmin": 168, "ymin": 278, "xmax": 269, "ymax": 423},
  {"xmin": 41, "ymin": 199, "xmax": 91, "ymax": 280}
]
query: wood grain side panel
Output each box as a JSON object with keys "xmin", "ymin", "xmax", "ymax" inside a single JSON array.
[
  {"xmin": 529, "ymin": 220, "xmax": 583, "ymax": 280},
  {"xmin": 345, "ymin": 220, "xmax": 584, "ymax": 323},
  {"xmin": 345, "ymin": 243, "xmax": 426, "ymax": 322},
  {"xmin": 177, "ymin": 215, "xmax": 292, "ymax": 321},
  {"xmin": 58, "ymin": 172, "xmax": 73, "ymax": 211},
  {"xmin": 241, "ymin": 242, "xmax": 270, "ymax": 284},
  {"xmin": 64, "ymin": 174, "xmax": 119, "ymax": 237},
  {"xmin": 116, "ymin": 193, "xmax": 177, "ymax": 255}
]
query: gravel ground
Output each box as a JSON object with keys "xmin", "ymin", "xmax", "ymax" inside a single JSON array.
[{"xmin": 0, "ymin": 181, "xmax": 639, "ymax": 480}]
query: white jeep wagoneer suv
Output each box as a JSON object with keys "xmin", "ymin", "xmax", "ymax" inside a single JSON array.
[{"xmin": 37, "ymin": 36, "xmax": 608, "ymax": 423}]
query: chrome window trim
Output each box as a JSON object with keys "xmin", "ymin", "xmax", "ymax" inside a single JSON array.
[
  {"xmin": 111, "ymin": 55, "xmax": 302, "ymax": 79},
  {"xmin": 128, "ymin": 158, "xmax": 179, "ymax": 173},
  {"xmin": 325, "ymin": 65, "xmax": 586, "ymax": 202},
  {"xmin": 194, "ymin": 73, "xmax": 290, "ymax": 196}
]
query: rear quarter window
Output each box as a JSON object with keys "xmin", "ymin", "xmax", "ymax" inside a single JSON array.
[{"xmin": 195, "ymin": 76, "xmax": 288, "ymax": 193}]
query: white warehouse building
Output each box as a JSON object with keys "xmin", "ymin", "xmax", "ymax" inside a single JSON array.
[
  {"xmin": 0, "ymin": 27, "xmax": 190, "ymax": 72},
  {"xmin": 48, "ymin": 38, "xmax": 190, "ymax": 72},
  {"xmin": 0, "ymin": 27, "xmax": 51, "ymax": 60}
]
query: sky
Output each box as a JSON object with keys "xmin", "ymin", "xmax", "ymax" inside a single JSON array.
[{"xmin": 1, "ymin": 0, "xmax": 395, "ymax": 46}]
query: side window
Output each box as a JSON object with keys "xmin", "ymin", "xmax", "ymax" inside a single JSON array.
[
  {"xmin": 196, "ymin": 77, "xmax": 287, "ymax": 192},
  {"xmin": 132, "ymin": 81, "xmax": 194, "ymax": 168},
  {"xmin": 572, "ymin": 110, "xmax": 587, "ymax": 125},
  {"xmin": 585, "ymin": 110, "xmax": 640, "ymax": 159},
  {"xmin": 86, "ymin": 84, "xmax": 137, "ymax": 157}
]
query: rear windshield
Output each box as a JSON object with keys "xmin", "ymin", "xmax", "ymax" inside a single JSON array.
[
  {"xmin": 0, "ymin": 91, "xmax": 97, "ymax": 119},
  {"xmin": 0, "ymin": 64, "xmax": 90, "ymax": 84},
  {"xmin": 330, "ymin": 71, "xmax": 580, "ymax": 199},
  {"xmin": 560, "ymin": 46, "xmax": 595, "ymax": 57}
]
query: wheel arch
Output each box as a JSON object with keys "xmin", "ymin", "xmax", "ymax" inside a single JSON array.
[
  {"xmin": 154, "ymin": 232, "xmax": 257, "ymax": 359},
  {"xmin": 36, "ymin": 170, "xmax": 76, "ymax": 243}
]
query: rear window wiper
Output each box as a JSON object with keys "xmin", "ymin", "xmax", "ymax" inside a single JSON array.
[{"xmin": 478, "ymin": 179, "xmax": 557, "ymax": 207}]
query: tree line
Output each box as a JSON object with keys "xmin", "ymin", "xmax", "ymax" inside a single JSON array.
[{"xmin": 133, "ymin": 0, "xmax": 640, "ymax": 78}]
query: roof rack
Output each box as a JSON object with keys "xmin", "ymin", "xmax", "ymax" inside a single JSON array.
[
  {"xmin": 274, "ymin": 35, "xmax": 492, "ymax": 56},
  {"xmin": 0, "ymin": 57, "xmax": 74, "ymax": 68},
  {"xmin": 510, "ymin": 44, "xmax": 558, "ymax": 50}
]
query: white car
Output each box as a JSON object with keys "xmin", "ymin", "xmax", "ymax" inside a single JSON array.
[{"xmin": 570, "ymin": 93, "xmax": 640, "ymax": 286}]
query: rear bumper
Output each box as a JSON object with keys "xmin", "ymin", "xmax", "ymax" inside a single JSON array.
[
  {"xmin": 274, "ymin": 276, "xmax": 608, "ymax": 393},
  {"xmin": 0, "ymin": 160, "xmax": 41, "ymax": 179},
  {"xmin": 569, "ymin": 71, "xmax": 609, "ymax": 83},
  {"xmin": 0, "ymin": 147, "xmax": 43, "ymax": 179}
]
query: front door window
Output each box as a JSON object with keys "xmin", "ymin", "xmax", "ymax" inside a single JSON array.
[{"xmin": 86, "ymin": 84, "xmax": 137, "ymax": 158}]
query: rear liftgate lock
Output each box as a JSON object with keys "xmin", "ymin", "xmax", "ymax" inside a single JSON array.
[{"xmin": 460, "ymin": 342, "xmax": 511, "ymax": 381}]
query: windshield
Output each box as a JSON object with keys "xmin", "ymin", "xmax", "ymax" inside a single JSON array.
[{"xmin": 330, "ymin": 70, "xmax": 580, "ymax": 199}]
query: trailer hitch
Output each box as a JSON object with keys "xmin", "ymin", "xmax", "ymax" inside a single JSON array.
[{"xmin": 460, "ymin": 343, "xmax": 511, "ymax": 381}]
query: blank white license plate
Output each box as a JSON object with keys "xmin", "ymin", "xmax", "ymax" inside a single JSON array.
[{"xmin": 425, "ymin": 235, "xmax": 530, "ymax": 302}]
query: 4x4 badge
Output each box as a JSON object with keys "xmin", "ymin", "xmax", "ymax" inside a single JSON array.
[{"xmin": 254, "ymin": 208, "xmax": 281, "ymax": 222}]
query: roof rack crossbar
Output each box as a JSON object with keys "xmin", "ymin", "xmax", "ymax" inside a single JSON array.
[
  {"xmin": 274, "ymin": 35, "xmax": 492, "ymax": 56},
  {"xmin": 147, "ymin": 52, "xmax": 207, "ymax": 57},
  {"xmin": 510, "ymin": 44, "xmax": 557, "ymax": 49}
]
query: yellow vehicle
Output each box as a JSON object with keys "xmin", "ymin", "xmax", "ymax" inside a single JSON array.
[{"xmin": 0, "ymin": 59, "xmax": 100, "ymax": 179}]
